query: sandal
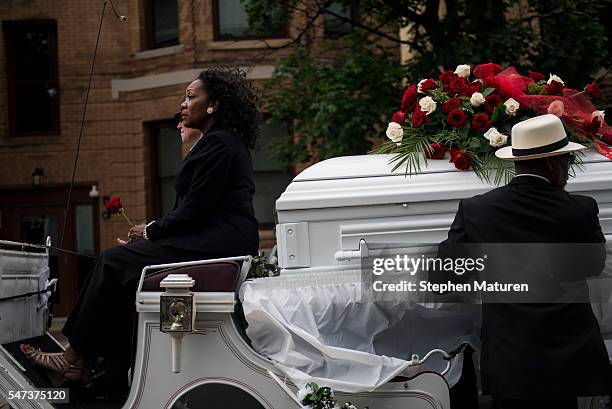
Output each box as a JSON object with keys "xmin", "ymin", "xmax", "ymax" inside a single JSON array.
[{"xmin": 20, "ymin": 344, "xmax": 91, "ymax": 385}]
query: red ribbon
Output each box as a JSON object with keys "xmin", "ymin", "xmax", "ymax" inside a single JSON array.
[
  {"xmin": 594, "ymin": 140, "xmax": 612, "ymax": 160},
  {"xmin": 484, "ymin": 66, "xmax": 611, "ymax": 160}
]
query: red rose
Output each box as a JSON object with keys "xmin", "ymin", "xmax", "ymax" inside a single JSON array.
[
  {"xmin": 391, "ymin": 111, "xmax": 406, "ymax": 124},
  {"xmin": 419, "ymin": 78, "xmax": 437, "ymax": 93},
  {"xmin": 585, "ymin": 82, "xmax": 600, "ymax": 99},
  {"xmin": 411, "ymin": 108, "xmax": 430, "ymax": 127},
  {"xmin": 447, "ymin": 109, "xmax": 468, "ymax": 128},
  {"xmin": 528, "ymin": 71, "xmax": 545, "ymax": 81},
  {"xmin": 401, "ymin": 86, "xmax": 418, "ymax": 112},
  {"xmin": 471, "ymin": 112, "xmax": 490, "ymax": 132},
  {"xmin": 442, "ymin": 97, "xmax": 462, "ymax": 113},
  {"xmin": 446, "ymin": 77, "xmax": 467, "ymax": 94},
  {"xmin": 439, "ymin": 70, "xmax": 457, "ymax": 84},
  {"xmin": 545, "ymin": 81, "xmax": 563, "ymax": 95},
  {"xmin": 452, "ymin": 151, "xmax": 472, "ymax": 171},
  {"xmin": 461, "ymin": 81, "xmax": 481, "ymax": 97},
  {"xmin": 424, "ymin": 142, "xmax": 447, "ymax": 159},
  {"xmin": 105, "ymin": 196, "xmax": 123, "ymax": 214},
  {"xmin": 483, "ymin": 94, "xmax": 501, "ymax": 112},
  {"xmin": 583, "ymin": 117, "xmax": 602, "ymax": 136}
]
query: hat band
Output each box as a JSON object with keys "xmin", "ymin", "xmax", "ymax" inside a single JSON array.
[{"xmin": 512, "ymin": 137, "xmax": 568, "ymax": 157}]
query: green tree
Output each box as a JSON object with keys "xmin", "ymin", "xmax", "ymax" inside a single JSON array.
[
  {"xmin": 264, "ymin": 34, "xmax": 404, "ymax": 166},
  {"xmin": 246, "ymin": 0, "xmax": 610, "ymax": 166}
]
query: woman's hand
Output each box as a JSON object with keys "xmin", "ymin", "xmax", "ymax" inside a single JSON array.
[{"xmin": 128, "ymin": 224, "xmax": 146, "ymax": 242}]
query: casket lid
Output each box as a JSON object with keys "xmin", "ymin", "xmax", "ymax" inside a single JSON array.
[
  {"xmin": 294, "ymin": 154, "xmax": 453, "ymax": 181},
  {"xmin": 277, "ymin": 151, "xmax": 612, "ymax": 211},
  {"xmin": 294, "ymin": 151, "xmax": 609, "ymax": 181}
]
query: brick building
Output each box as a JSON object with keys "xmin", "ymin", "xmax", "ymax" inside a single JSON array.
[{"xmin": 0, "ymin": 0, "xmax": 364, "ymax": 315}]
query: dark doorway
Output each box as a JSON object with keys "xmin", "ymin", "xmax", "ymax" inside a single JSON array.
[{"xmin": 0, "ymin": 185, "xmax": 99, "ymax": 316}]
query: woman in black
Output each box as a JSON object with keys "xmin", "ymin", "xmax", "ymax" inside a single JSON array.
[{"xmin": 21, "ymin": 67, "xmax": 260, "ymax": 384}]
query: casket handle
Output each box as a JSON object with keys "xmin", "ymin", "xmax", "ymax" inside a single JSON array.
[{"xmin": 334, "ymin": 239, "xmax": 369, "ymax": 262}]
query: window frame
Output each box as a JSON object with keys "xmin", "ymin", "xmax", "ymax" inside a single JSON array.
[
  {"xmin": 3, "ymin": 19, "xmax": 61, "ymax": 137},
  {"xmin": 212, "ymin": 0, "xmax": 289, "ymax": 41},
  {"xmin": 323, "ymin": 2, "xmax": 359, "ymax": 39},
  {"xmin": 142, "ymin": 0, "xmax": 180, "ymax": 50}
]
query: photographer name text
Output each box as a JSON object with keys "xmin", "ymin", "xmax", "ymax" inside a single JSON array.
[{"xmin": 372, "ymin": 280, "xmax": 528, "ymax": 293}]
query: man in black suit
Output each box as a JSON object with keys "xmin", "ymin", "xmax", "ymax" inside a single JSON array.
[{"xmin": 445, "ymin": 114, "xmax": 611, "ymax": 408}]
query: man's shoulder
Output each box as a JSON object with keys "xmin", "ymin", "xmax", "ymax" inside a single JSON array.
[
  {"xmin": 461, "ymin": 183, "xmax": 597, "ymax": 214},
  {"xmin": 461, "ymin": 185, "xmax": 509, "ymax": 208}
]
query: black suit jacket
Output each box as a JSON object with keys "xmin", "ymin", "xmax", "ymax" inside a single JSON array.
[
  {"xmin": 445, "ymin": 175, "xmax": 611, "ymax": 398},
  {"xmin": 147, "ymin": 126, "xmax": 259, "ymax": 257}
]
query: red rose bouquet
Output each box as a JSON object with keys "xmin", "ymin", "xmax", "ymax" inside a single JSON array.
[
  {"xmin": 105, "ymin": 195, "xmax": 134, "ymax": 227},
  {"xmin": 375, "ymin": 63, "xmax": 611, "ymax": 184}
]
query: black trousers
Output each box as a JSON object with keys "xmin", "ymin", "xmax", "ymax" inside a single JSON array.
[{"xmin": 62, "ymin": 240, "xmax": 221, "ymax": 368}]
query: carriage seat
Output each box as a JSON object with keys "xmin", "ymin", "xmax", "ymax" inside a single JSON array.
[{"xmin": 141, "ymin": 261, "xmax": 242, "ymax": 292}]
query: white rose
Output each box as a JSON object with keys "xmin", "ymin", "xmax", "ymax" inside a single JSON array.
[
  {"xmin": 454, "ymin": 64, "xmax": 471, "ymax": 78},
  {"xmin": 504, "ymin": 98, "xmax": 520, "ymax": 116},
  {"xmin": 297, "ymin": 385, "xmax": 313, "ymax": 403},
  {"xmin": 547, "ymin": 74, "xmax": 565, "ymax": 86},
  {"xmin": 484, "ymin": 127, "xmax": 508, "ymax": 147},
  {"xmin": 470, "ymin": 92, "xmax": 485, "ymax": 107},
  {"xmin": 417, "ymin": 79, "xmax": 427, "ymax": 93},
  {"xmin": 592, "ymin": 110, "xmax": 605, "ymax": 121},
  {"xmin": 418, "ymin": 96, "xmax": 437, "ymax": 115},
  {"xmin": 386, "ymin": 122, "xmax": 403, "ymax": 144}
]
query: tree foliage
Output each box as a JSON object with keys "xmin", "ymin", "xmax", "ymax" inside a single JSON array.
[
  {"xmin": 245, "ymin": 0, "xmax": 610, "ymax": 166},
  {"xmin": 264, "ymin": 34, "xmax": 404, "ymax": 165}
]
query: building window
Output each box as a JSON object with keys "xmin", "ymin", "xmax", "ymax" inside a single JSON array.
[
  {"xmin": 324, "ymin": 2, "xmax": 356, "ymax": 38},
  {"xmin": 3, "ymin": 20, "xmax": 60, "ymax": 137},
  {"xmin": 213, "ymin": 0, "xmax": 286, "ymax": 40},
  {"xmin": 150, "ymin": 122, "xmax": 183, "ymax": 219},
  {"xmin": 252, "ymin": 122, "xmax": 292, "ymax": 226},
  {"xmin": 143, "ymin": 0, "xmax": 179, "ymax": 49}
]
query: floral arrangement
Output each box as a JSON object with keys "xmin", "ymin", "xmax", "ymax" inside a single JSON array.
[
  {"xmin": 297, "ymin": 383, "xmax": 369, "ymax": 409},
  {"xmin": 375, "ymin": 63, "xmax": 611, "ymax": 184},
  {"xmin": 104, "ymin": 195, "xmax": 134, "ymax": 227},
  {"xmin": 247, "ymin": 252, "xmax": 279, "ymax": 279}
]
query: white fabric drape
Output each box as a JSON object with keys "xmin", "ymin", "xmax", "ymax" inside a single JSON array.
[{"xmin": 239, "ymin": 270, "xmax": 481, "ymax": 392}]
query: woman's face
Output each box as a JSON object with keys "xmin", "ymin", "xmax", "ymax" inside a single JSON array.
[
  {"xmin": 176, "ymin": 120, "xmax": 202, "ymax": 145},
  {"xmin": 180, "ymin": 79, "xmax": 216, "ymax": 131}
]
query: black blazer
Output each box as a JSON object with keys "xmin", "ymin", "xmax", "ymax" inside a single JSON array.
[
  {"xmin": 147, "ymin": 126, "xmax": 259, "ymax": 257},
  {"xmin": 445, "ymin": 175, "xmax": 611, "ymax": 398}
]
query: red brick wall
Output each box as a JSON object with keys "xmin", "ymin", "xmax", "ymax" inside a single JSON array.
[
  {"xmin": 0, "ymin": 0, "xmax": 399, "ymax": 253},
  {"xmin": 0, "ymin": 0, "xmax": 292, "ymax": 252}
]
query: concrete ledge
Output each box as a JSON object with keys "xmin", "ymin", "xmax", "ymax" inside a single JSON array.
[
  {"xmin": 0, "ymin": 135, "xmax": 67, "ymax": 147},
  {"xmin": 133, "ymin": 44, "xmax": 185, "ymax": 60},
  {"xmin": 208, "ymin": 38, "xmax": 291, "ymax": 50},
  {"xmin": 111, "ymin": 65, "xmax": 276, "ymax": 99}
]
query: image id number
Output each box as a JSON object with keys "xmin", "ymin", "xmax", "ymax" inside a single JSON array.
[{"xmin": 8, "ymin": 388, "xmax": 69, "ymax": 403}]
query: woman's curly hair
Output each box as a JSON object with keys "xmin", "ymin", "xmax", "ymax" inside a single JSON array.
[{"xmin": 198, "ymin": 67, "xmax": 260, "ymax": 149}]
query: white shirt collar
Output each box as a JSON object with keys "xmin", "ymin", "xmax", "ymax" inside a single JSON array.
[
  {"xmin": 513, "ymin": 173, "xmax": 551, "ymax": 184},
  {"xmin": 189, "ymin": 136, "xmax": 203, "ymax": 152}
]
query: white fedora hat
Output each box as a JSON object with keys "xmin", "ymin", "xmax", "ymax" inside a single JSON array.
[{"xmin": 495, "ymin": 114, "xmax": 586, "ymax": 161}]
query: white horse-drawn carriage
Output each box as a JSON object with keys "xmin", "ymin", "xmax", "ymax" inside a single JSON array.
[{"xmin": 1, "ymin": 151, "xmax": 611, "ymax": 408}]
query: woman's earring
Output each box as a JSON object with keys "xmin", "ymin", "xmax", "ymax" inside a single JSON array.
[{"xmin": 206, "ymin": 107, "xmax": 214, "ymax": 114}]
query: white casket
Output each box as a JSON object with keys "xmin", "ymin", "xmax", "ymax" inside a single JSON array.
[
  {"xmin": 275, "ymin": 151, "xmax": 612, "ymax": 271},
  {"xmin": 241, "ymin": 150, "xmax": 612, "ymax": 393}
]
